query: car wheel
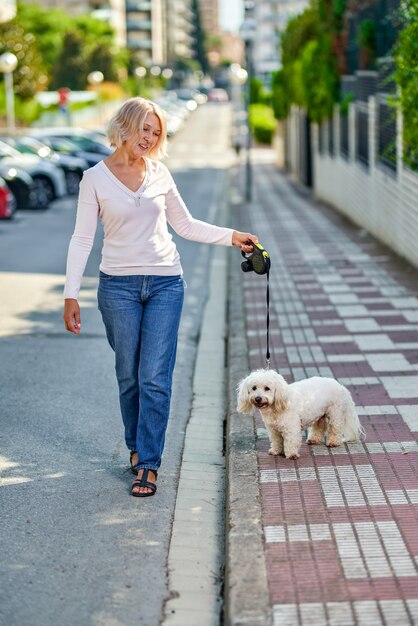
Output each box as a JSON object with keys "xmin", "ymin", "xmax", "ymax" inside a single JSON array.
[
  {"xmin": 65, "ymin": 170, "xmax": 82, "ymax": 195},
  {"xmin": 32, "ymin": 176, "xmax": 55, "ymax": 209}
]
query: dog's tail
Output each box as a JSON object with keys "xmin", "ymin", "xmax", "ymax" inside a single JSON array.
[{"xmin": 343, "ymin": 393, "xmax": 366, "ymax": 442}]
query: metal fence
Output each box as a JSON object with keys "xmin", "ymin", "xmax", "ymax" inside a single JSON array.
[
  {"xmin": 377, "ymin": 95, "xmax": 397, "ymax": 171},
  {"xmin": 356, "ymin": 102, "xmax": 369, "ymax": 166},
  {"xmin": 328, "ymin": 118, "xmax": 334, "ymax": 156},
  {"xmin": 318, "ymin": 97, "xmax": 397, "ymax": 174},
  {"xmin": 340, "ymin": 113, "xmax": 349, "ymax": 158}
]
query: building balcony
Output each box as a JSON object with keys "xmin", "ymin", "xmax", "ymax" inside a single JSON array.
[
  {"xmin": 127, "ymin": 20, "xmax": 152, "ymax": 31},
  {"xmin": 126, "ymin": 2, "xmax": 151, "ymax": 11},
  {"xmin": 127, "ymin": 38, "xmax": 153, "ymax": 49}
]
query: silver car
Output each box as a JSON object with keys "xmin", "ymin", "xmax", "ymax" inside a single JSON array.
[{"xmin": 0, "ymin": 140, "xmax": 66, "ymax": 209}]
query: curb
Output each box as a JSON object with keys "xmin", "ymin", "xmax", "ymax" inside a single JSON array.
[
  {"xmin": 162, "ymin": 169, "xmax": 231, "ymax": 626},
  {"xmin": 224, "ymin": 198, "xmax": 272, "ymax": 626}
]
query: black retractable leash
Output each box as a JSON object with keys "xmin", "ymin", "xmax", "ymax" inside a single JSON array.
[{"xmin": 241, "ymin": 242, "xmax": 271, "ymax": 368}]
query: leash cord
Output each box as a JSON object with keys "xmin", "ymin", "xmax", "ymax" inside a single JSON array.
[{"xmin": 266, "ymin": 267, "xmax": 270, "ymax": 368}]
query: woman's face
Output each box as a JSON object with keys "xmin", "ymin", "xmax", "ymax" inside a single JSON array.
[{"xmin": 125, "ymin": 112, "xmax": 162, "ymax": 158}]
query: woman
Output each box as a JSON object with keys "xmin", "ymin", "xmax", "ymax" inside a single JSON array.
[{"xmin": 63, "ymin": 97, "xmax": 258, "ymax": 497}]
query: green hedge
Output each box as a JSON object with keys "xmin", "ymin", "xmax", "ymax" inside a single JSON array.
[
  {"xmin": 394, "ymin": 0, "xmax": 418, "ymax": 170},
  {"xmin": 248, "ymin": 103, "xmax": 277, "ymax": 145}
]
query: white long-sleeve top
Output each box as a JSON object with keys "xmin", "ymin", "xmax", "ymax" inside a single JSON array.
[{"xmin": 64, "ymin": 158, "xmax": 234, "ymax": 298}]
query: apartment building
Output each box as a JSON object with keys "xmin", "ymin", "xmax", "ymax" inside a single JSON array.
[
  {"xmin": 198, "ymin": 0, "xmax": 219, "ymax": 36},
  {"xmin": 125, "ymin": 0, "xmax": 165, "ymax": 65},
  {"xmin": 245, "ymin": 0, "xmax": 308, "ymax": 82}
]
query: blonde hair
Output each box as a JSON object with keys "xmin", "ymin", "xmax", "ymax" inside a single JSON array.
[{"xmin": 107, "ymin": 97, "xmax": 167, "ymax": 159}]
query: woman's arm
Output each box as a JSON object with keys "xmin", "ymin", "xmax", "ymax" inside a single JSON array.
[
  {"xmin": 63, "ymin": 174, "xmax": 99, "ymax": 334},
  {"xmin": 165, "ymin": 186, "xmax": 257, "ymax": 249}
]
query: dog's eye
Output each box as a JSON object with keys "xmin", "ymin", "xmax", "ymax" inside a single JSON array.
[
  {"xmin": 252, "ymin": 386, "xmax": 257, "ymax": 391},
  {"xmin": 264, "ymin": 386, "xmax": 270, "ymax": 391}
]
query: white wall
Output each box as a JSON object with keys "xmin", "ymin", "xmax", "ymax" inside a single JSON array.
[{"xmin": 289, "ymin": 99, "xmax": 418, "ymax": 270}]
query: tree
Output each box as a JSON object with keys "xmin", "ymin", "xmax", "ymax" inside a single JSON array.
[
  {"xmin": 191, "ymin": 0, "xmax": 208, "ymax": 73},
  {"xmin": 87, "ymin": 42, "xmax": 118, "ymax": 82},
  {"xmin": 0, "ymin": 20, "xmax": 47, "ymax": 99},
  {"xmin": 9, "ymin": 2, "xmax": 126, "ymax": 90},
  {"xmin": 51, "ymin": 31, "xmax": 89, "ymax": 90},
  {"xmin": 273, "ymin": 0, "xmax": 341, "ymax": 123},
  {"xmin": 15, "ymin": 2, "xmax": 72, "ymax": 76},
  {"xmin": 394, "ymin": 0, "xmax": 418, "ymax": 168}
]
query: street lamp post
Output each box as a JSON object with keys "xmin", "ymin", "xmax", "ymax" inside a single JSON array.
[
  {"xmin": 240, "ymin": 18, "xmax": 256, "ymax": 202},
  {"xmin": 87, "ymin": 70, "xmax": 104, "ymax": 124},
  {"xmin": 0, "ymin": 52, "xmax": 18, "ymax": 133},
  {"xmin": 134, "ymin": 66, "xmax": 147, "ymax": 95},
  {"xmin": 229, "ymin": 63, "xmax": 248, "ymax": 160}
]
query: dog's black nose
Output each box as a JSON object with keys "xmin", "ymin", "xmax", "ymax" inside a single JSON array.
[{"xmin": 255, "ymin": 396, "xmax": 262, "ymax": 403}]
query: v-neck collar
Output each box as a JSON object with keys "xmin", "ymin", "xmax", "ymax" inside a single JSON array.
[{"xmin": 100, "ymin": 158, "xmax": 149, "ymax": 197}]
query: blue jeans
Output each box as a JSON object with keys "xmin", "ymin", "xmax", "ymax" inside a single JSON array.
[{"xmin": 98, "ymin": 272, "xmax": 184, "ymax": 472}]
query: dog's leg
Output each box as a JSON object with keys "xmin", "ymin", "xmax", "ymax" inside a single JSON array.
[
  {"xmin": 306, "ymin": 417, "xmax": 326, "ymax": 445},
  {"xmin": 267, "ymin": 427, "xmax": 283, "ymax": 456},
  {"xmin": 283, "ymin": 427, "xmax": 302, "ymax": 460},
  {"xmin": 326, "ymin": 407, "xmax": 343, "ymax": 447}
]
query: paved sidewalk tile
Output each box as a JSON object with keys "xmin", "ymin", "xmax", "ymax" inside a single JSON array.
[{"xmin": 233, "ymin": 151, "xmax": 418, "ymax": 626}]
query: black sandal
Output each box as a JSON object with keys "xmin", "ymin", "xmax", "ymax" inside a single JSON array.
[
  {"xmin": 131, "ymin": 468, "xmax": 158, "ymax": 498},
  {"xmin": 129, "ymin": 451, "xmax": 138, "ymax": 475}
]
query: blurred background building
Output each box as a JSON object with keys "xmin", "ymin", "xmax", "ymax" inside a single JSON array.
[{"xmin": 245, "ymin": 0, "xmax": 308, "ymax": 83}]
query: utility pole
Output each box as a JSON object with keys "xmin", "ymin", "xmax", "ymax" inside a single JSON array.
[{"xmin": 240, "ymin": 2, "xmax": 256, "ymax": 202}]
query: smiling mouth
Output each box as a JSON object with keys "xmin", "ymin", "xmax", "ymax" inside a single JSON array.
[{"xmin": 254, "ymin": 400, "xmax": 268, "ymax": 408}]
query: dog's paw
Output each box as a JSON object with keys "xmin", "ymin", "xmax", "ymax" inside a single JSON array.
[
  {"xmin": 268, "ymin": 447, "xmax": 280, "ymax": 456},
  {"xmin": 326, "ymin": 439, "xmax": 342, "ymax": 448},
  {"xmin": 306, "ymin": 437, "xmax": 322, "ymax": 446},
  {"xmin": 286, "ymin": 453, "xmax": 300, "ymax": 460}
]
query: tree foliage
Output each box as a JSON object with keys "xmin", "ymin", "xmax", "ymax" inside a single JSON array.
[
  {"xmin": 0, "ymin": 1, "xmax": 126, "ymax": 95},
  {"xmin": 273, "ymin": 1, "xmax": 340, "ymax": 122},
  {"xmin": 0, "ymin": 20, "xmax": 47, "ymax": 99},
  {"xmin": 394, "ymin": 0, "xmax": 418, "ymax": 168},
  {"xmin": 51, "ymin": 31, "xmax": 89, "ymax": 90},
  {"xmin": 190, "ymin": 0, "xmax": 208, "ymax": 73}
]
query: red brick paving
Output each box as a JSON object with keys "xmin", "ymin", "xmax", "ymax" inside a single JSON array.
[{"xmin": 233, "ymin": 153, "xmax": 418, "ymax": 625}]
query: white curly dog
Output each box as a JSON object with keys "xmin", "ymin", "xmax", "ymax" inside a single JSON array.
[{"xmin": 237, "ymin": 369, "xmax": 365, "ymax": 459}]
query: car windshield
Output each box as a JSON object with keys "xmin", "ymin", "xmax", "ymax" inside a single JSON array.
[
  {"xmin": 52, "ymin": 135, "xmax": 99, "ymax": 151},
  {"xmin": 39, "ymin": 136, "xmax": 80, "ymax": 153},
  {"xmin": 0, "ymin": 136, "xmax": 51, "ymax": 157}
]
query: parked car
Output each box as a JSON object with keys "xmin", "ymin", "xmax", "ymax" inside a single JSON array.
[
  {"xmin": 30, "ymin": 128, "xmax": 113, "ymax": 156},
  {"xmin": 0, "ymin": 140, "xmax": 66, "ymax": 209},
  {"xmin": 0, "ymin": 135, "xmax": 88, "ymax": 195},
  {"xmin": 207, "ymin": 88, "xmax": 229, "ymax": 102},
  {"xmin": 30, "ymin": 129, "xmax": 113, "ymax": 168},
  {"xmin": 29, "ymin": 134, "xmax": 104, "ymax": 169},
  {"xmin": 0, "ymin": 176, "xmax": 17, "ymax": 219},
  {"xmin": 0, "ymin": 164, "xmax": 37, "ymax": 210},
  {"xmin": 173, "ymin": 88, "xmax": 208, "ymax": 105}
]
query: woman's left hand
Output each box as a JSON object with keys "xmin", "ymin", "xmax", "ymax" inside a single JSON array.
[{"xmin": 232, "ymin": 231, "xmax": 259, "ymax": 253}]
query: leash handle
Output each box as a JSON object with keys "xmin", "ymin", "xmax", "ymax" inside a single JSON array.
[{"xmin": 266, "ymin": 266, "xmax": 270, "ymax": 368}]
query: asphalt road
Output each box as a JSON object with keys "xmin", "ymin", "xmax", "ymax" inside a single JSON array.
[{"xmin": 0, "ymin": 103, "xmax": 236, "ymax": 626}]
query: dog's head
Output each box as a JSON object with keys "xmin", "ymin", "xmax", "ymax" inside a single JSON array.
[{"xmin": 236, "ymin": 369, "xmax": 289, "ymax": 414}]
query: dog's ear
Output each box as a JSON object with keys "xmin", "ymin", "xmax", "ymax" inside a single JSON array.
[
  {"xmin": 272, "ymin": 374, "xmax": 289, "ymax": 414},
  {"xmin": 236, "ymin": 378, "xmax": 253, "ymax": 414}
]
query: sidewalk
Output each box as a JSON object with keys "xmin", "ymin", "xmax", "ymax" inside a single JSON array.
[{"xmin": 226, "ymin": 148, "xmax": 418, "ymax": 626}]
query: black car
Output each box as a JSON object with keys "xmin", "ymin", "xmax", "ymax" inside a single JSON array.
[{"xmin": 0, "ymin": 164, "xmax": 37, "ymax": 210}]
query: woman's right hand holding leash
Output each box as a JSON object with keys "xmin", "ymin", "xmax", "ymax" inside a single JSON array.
[{"xmin": 63, "ymin": 299, "xmax": 81, "ymax": 335}]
